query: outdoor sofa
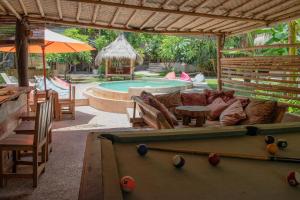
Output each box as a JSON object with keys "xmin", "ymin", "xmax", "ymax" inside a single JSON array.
[{"xmin": 132, "ymin": 90, "xmax": 288, "ymax": 129}]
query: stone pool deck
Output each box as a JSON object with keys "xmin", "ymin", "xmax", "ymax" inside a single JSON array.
[{"xmin": 0, "ymin": 106, "xmax": 130, "ymax": 200}]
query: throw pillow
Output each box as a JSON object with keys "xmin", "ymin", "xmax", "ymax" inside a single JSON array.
[
  {"xmin": 181, "ymin": 93, "xmax": 207, "ymax": 106},
  {"xmin": 155, "ymin": 91, "xmax": 182, "ymax": 111},
  {"xmin": 206, "ymin": 97, "xmax": 229, "ymax": 120},
  {"xmin": 240, "ymin": 99, "xmax": 277, "ymax": 125},
  {"xmin": 148, "ymin": 96, "xmax": 178, "ymax": 127},
  {"xmin": 220, "ymin": 101, "xmax": 246, "ymax": 126}
]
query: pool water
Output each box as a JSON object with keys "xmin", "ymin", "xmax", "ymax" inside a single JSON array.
[{"xmin": 99, "ymin": 80, "xmax": 189, "ymax": 92}]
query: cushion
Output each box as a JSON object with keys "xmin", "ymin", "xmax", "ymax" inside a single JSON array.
[
  {"xmin": 181, "ymin": 93, "xmax": 207, "ymax": 106},
  {"xmin": 140, "ymin": 91, "xmax": 154, "ymax": 104},
  {"xmin": 204, "ymin": 89, "xmax": 235, "ymax": 104},
  {"xmin": 155, "ymin": 91, "xmax": 182, "ymax": 109},
  {"xmin": 148, "ymin": 96, "xmax": 178, "ymax": 127},
  {"xmin": 206, "ymin": 97, "xmax": 229, "ymax": 120},
  {"xmin": 240, "ymin": 100, "xmax": 277, "ymax": 125},
  {"xmin": 220, "ymin": 90, "xmax": 235, "ymax": 103},
  {"xmin": 220, "ymin": 101, "xmax": 246, "ymax": 126},
  {"xmin": 226, "ymin": 97, "xmax": 250, "ymax": 108},
  {"xmin": 204, "ymin": 89, "xmax": 220, "ymax": 104}
]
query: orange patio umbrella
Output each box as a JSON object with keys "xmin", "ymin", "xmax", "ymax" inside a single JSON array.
[{"xmin": 0, "ymin": 28, "xmax": 95, "ymax": 90}]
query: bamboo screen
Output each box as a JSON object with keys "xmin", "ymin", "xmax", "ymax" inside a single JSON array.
[{"xmin": 220, "ymin": 55, "xmax": 300, "ymax": 109}]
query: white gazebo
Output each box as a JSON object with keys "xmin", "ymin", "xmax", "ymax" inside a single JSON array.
[{"xmin": 95, "ymin": 34, "xmax": 143, "ymax": 80}]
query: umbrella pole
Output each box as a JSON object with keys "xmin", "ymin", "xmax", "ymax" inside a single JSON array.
[{"xmin": 42, "ymin": 46, "xmax": 47, "ymax": 91}]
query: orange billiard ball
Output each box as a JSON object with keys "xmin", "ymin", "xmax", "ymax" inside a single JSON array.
[{"xmin": 266, "ymin": 143, "xmax": 278, "ymax": 155}]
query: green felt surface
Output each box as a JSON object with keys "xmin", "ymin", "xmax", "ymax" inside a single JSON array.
[{"xmin": 113, "ymin": 132, "xmax": 300, "ymax": 200}]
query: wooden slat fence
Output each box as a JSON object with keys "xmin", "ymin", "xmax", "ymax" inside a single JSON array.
[{"xmin": 220, "ymin": 56, "xmax": 300, "ymax": 108}]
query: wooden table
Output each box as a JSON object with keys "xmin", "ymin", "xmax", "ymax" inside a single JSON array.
[{"xmin": 176, "ymin": 106, "xmax": 210, "ymax": 127}]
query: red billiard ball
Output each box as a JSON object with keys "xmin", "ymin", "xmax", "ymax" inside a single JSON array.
[
  {"xmin": 120, "ymin": 176, "xmax": 136, "ymax": 192},
  {"xmin": 208, "ymin": 153, "xmax": 220, "ymax": 166},
  {"xmin": 287, "ymin": 171, "xmax": 300, "ymax": 187}
]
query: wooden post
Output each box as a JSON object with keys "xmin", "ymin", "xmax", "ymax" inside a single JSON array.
[
  {"xmin": 216, "ymin": 34, "xmax": 224, "ymax": 91},
  {"xmin": 15, "ymin": 18, "xmax": 29, "ymax": 87},
  {"xmin": 288, "ymin": 21, "xmax": 297, "ymax": 56},
  {"xmin": 105, "ymin": 59, "xmax": 108, "ymax": 78}
]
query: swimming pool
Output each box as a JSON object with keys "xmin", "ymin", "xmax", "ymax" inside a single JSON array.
[
  {"xmin": 99, "ymin": 80, "xmax": 189, "ymax": 92},
  {"xmin": 84, "ymin": 79, "xmax": 192, "ymax": 113}
]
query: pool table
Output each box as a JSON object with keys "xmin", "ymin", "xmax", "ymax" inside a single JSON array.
[{"xmin": 79, "ymin": 123, "xmax": 300, "ymax": 200}]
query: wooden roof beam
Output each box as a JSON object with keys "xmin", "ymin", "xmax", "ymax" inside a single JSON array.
[
  {"xmin": 56, "ymin": 0, "xmax": 63, "ymax": 19},
  {"xmin": 27, "ymin": 16, "xmax": 217, "ymax": 36},
  {"xmin": 154, "ymin": 14, "xmax": 171, "ymax": 30},
  {"xmin": 110, "ymin": 7, "xmax": 120, "ymax": 26},
  {"xmin": 225, "ymin": 0, "xmax": 256, "ymax": 16},
  {"xmin": 126, "ymin": 10, "xmax": 136, "ymax": 28},
  {"xmin": 140, "ymin": 12, "xmax": 156, "ymax": 30},
  {"xmin": 65, "ymin": 0, "xmax": 267, "ymax": 24},
  {"xmin": 18, "ymin": 0, "xmax": 27, "ymax": 15},
  {"xmin": 36, "ymin": 0, "xmax": 44, "ymax": 17},
  {"xmin": 0, "ymin": 3, "xmax": 7, "ymax": 14},
  {"xmin": 213, "ymin": 21, "xmax": 243, "ymax": 32},
  {"xmin": 254, "ymin": 0, "xmax": 296, "ymax": 19},
  {"xmin": 110, "ymin": 0, "xmax": 126, "ymax": 26},
  {"xmin": 76, "ymin": 2, "xmax": 81, "ymax": 22},
  {"xmin": 92, "ymin": 5, "xmax": 99, "ymax": 23},
  {"xmin": 161, "ymin": 0, "xmax": 173, "ymax": 9},
  {"xmin": 208, "ymin": 0, "xmax": 231, "ymax": 13},
  {"xmin": 179, "ymin": 0, "xmax": 192, "ymax": 10},
  {"xmin": 1, "ymin": 0, "xmax": 21, "ymax": 19},
  {"xmin": 265, "ymin": 4, "xmax": 300, "ymax": 20},
  {"xmin": 192, "ymin": 0, "xmax": 210, "ymax": 12},
  {"xmin": 179, "ymin": 17, "xmax": 199, "ymax": 31},
  {"xmin": 185, "ymin": 0, "xmax": 232, "ymax": 32},
  {"xmin": 166, "ymin": 15, "xmax": 184, "ymax": 30}
]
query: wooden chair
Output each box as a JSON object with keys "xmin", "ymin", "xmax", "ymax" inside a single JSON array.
[
  {"xmin": 132, "ymin": 96, "xmax": 173, "ymax": 129},
  {"xmin": 20, "ymin": 90, "xmax": 54, "ymax": 121},
  {"xmin": 14, "ymin": 95, "xmax": 54, "ymax": 160},
  {"xmin": 0, "ymin": 101, "xmax": 49, "ymax": 187},
  {"xmin": 59, "ymin": 85, "xmax": 75, "ymax": 120}
]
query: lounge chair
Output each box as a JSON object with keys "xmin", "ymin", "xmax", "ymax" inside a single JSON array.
[
  {"xmin": 164, "ymin": 72, "xmax": 176, "ymax": 80},
  {"xmin": 54, "ymin": 76, "xmax": 70, "ymax": 88},
  {"xmin": 0, "ymin": 73, "xmax": 17, "ymax": 85},
  {"xmin": 180, "ymin": 72, "xmax": 191, "ymax": 81},
  {"xmin": 192, "ymin": 73, "xmax": 209, "ymax": 88}
]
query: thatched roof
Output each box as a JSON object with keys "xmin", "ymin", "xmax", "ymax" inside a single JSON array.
[
  {"xmin": 0, "ymin": 0, "xmax": 299, "ymax": 36},
  {"xmin": 95, "ymin": 34, "xmax": 143, "ymax": 66}
]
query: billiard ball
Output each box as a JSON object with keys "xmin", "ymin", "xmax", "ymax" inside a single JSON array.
[
  {"xmin": 120, "ymin": 176, "xmax": 136, "ymax": 192},
  {"xmin": 277, "ymin": 139, "xmax": 288, "ymax": 149},
  {"xmin": 266, "ymin": 143, "xmax": 278, "ymax": 155},
  {"xmin": 287, "ymin": 171, "xmax": 300, "ymax": 187},
  {"xmin": 264, "ymin": 135, "xmax": 275, "ymax": 144},
  {"xmin": 172, "ymin": 155, "xmax": 185, "ymax": 168},
  {"xmin": 208, "ymin": 153, "xmax": 220, "ymax": 166},
  {"xmin": 136, "ymin": 144, "xmax": 148, "ymax": 156}
]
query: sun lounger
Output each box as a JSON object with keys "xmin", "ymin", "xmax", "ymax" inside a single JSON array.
[
  {"xmin": 0, "ymin": 73, "xmax": 17, "ymax": 85},
  {"xmin": 164, "ymin": 71, "xmax": 176, "ymax": 80},
  {"xmin": 180, "ymin": 72, "xmax": 191, "ymax": 81},
  {"xmin": 191, "ymin": 73, "xmax": 209, "ymax": 88}
]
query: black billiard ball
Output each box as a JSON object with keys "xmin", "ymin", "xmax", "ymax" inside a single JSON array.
[
  {"xmin": 136, "ymin": 144, "xmax": 148, "ymax": 156},
  {"xmin": 264, "ymin": 135, "xmax": 275, "ymax": 144}
]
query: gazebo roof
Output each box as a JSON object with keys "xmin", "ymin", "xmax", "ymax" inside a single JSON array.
[
  {"xmin": 0, "ymin": 0, "xmax": 299, "ymax": 36},
  {"xmin": 95, "ymin": 34, "xmax": 143, "ymax": 65}
]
